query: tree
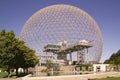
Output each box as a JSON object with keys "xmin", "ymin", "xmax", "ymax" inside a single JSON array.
[
  {"xmin": 0, "ymin": 29, "xmax": 39, "ymax": 76},
  {"xmin": 0, "ymin": 30, "xmax": 16, "ymax": 76},
  {"xmin": 104, "ymin": 59, "xmax": 110, "ymax": 64},
  {"xmin": 46, "ymin": 60, "xmax": 54, "ymax": 71},
  {"xmin": 21, "ymin": 47, "xmax": 39, "ymax": 73},
  {"xmin": 104, "ymin": 50, "xmax": 120, "ymax": 71},
  {"xmin": 11, "ymin": 39, "xmax": 39, "ymax": 76},
  {"xmin": 10, "ymin": 39, "xmax": 26, "ymax": 76}
]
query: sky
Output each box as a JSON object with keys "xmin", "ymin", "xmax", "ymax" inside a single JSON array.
[{"xmin": 0, "ymin": 0, "xmax": 120, "ymax": 63}]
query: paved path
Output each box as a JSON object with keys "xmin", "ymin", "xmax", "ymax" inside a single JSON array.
[
  {"xmin": 1, "ymin": 72, "xmax": 120, "ymax": 80},
  {"xmin": 22, "ymin": 72, "xmax": 120, "ymax": 80}
]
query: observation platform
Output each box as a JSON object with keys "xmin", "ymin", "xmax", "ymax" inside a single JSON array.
[
  {"xmin": 44, "ymin": 44, "xmax": 61, "ymax": 53},
  {"xmin": 44, "ymin": 40, "xmax": 92, "ymax": 54}
]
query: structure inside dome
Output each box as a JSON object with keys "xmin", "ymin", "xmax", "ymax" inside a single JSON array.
[{"xmin": 20, "ymin": 4, "xmax": 102, "ymax": 64}]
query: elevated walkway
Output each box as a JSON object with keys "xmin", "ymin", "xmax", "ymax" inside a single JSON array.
[{"xmin": 44, "ymin": 40, "xmax": 92, "ymax": 54}]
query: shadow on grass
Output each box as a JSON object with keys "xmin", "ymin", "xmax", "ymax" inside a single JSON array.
[{"xmin": 0, "ymin": 72, "xmax": 29, "ymax": 78}]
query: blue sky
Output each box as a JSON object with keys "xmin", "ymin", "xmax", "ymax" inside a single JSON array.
[{"xmin": 0, "ymin": 0, "xmax": 120, "ymax": 62}]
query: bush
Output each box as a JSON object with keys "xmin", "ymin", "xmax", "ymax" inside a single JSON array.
[{"xmin": 76, "ymin": 64, "xmax": 92, "ymax": 71}]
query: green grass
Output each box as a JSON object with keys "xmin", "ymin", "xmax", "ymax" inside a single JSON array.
[
  {"xmin": 0, "ymin": 72, "xmax": 16, "ymax": 78},
  {"xmin": 0, "ymin": 72, "xmax": 29, "ymax": 78},
  {"xmin": 92, "ymin": 77, "xmax": 120, "ymax": 80},
  {"xmin": 0, "ymin": 72, "xmax": 8, "ymax": 78}
]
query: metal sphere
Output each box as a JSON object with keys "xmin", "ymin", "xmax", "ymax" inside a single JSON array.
[{"xmin": 20, "ymin": 4, "xmax": 102, "ymax": 63}]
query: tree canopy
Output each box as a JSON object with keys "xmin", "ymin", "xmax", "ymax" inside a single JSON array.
[
  {"xmin": 104, "ymin": 50, "xmax": 120, "ymax": 71},
  {"xmin": 0, "ymin": 29, "xmax": 39, "ymax": 76}
]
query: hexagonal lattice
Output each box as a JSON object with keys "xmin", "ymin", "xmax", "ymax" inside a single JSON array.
[{"xmin": 20, "ymin": 4, "xmax": 102, "ymax": 63}]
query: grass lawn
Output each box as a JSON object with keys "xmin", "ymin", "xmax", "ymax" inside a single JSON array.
[
  {"xmin": 0, "ymin": 72, "xmax": 29, "ymax": 78},
  {"xmin": 0, "ymin": 72, "xmax": 15, "ymax": 78},
  {"xmin": 0, "ymin": 72, "xmax": 8, "ymax": 78},
  {"xmin": 92, "ymin": 77, "xmax": 120, "ymax": 80}
]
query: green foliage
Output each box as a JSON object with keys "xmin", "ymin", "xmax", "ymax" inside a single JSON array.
[
  {"xmin": 0, "ymin": 29, "xmax": 39, "ymax": 76},
  {"xmin": 46, "ymin": 60, "xmax": 54, "ymax": 71},
  {"xmin": 104, "ymin": 50, "xmax": 120, "ymax": 65},
  {"xmin": 53, "ymin": 64, "xmax": 60, "ymax": 71},
  {"xmin": 0, "ymin": 30, "xmax": 16, "ymax": 74},
  {"xmin": 76, "ymin": 64, "xmax": 91, "ymax": 71},
  {"xmin": 104, "ymin": 50, "xmax": 120, "ymax": 71},
  {"xmin": 46, "ymin": 60, "xmax": 60, "ymax": 71},
  {"xmin": 92, "ymin": 77, "xmax": 120, "ymax": 80}
]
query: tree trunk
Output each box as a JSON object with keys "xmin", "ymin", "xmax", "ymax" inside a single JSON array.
[
  {"xmin": 7, "ymin": 68, "xmax": 11, "ymax": 77},
  {"xmin": 16, "ymin": 68, "xmax": 18, "ymax": 76},
  {"xmin": 117, "ymin": 65, "xmax": 120, "ymax": 71},
  {"xmin": 26, "ymin": 68, "xmax": 28, "ymax": 74},
  {"xmin": 23, "ymin": 68, "xmax": 25, "ymax": 74}
]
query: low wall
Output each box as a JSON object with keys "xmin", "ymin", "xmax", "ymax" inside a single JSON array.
[
  {"xmin": 32, "ymin": 65, "xmax": 75, "ymax": 72},
  {"xmin": 60, "ymin": 65, "xmax": 75, "ymax": 71}
]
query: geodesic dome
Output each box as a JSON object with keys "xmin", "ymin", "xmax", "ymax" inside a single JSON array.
[{"xmin": 20, "ymin": 4, "xmax": 102, "ymax": 63}]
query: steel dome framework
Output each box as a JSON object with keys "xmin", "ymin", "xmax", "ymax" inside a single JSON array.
[{"xmin": 20, "ymin": 4, "xmax": 102, "ymax": 63}]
